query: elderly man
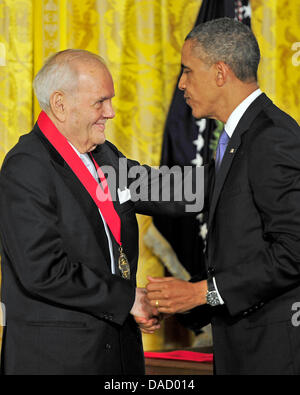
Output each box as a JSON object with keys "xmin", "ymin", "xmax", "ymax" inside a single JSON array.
[
  {"xmin": 147, "ymin": 18, "xmax": 300, "ymax": 375},
  {"xmin": 0, "ymin": 49, "xmax": 199, "ymax": 375}
]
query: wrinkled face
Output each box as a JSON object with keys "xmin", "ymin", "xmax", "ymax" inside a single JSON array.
[
  {"xmin": 178, "ymin": 40, "xmax": 219, "ymax": 120},
  {"xmin": 64, "ymin": 61, "xmax": 115, "ymax": 153}
]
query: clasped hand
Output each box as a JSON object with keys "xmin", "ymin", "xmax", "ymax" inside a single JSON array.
[
  {"xmin": 131, "ymin": 288, "xmax": 161, "ymax": 334},
  {"xmin": 132, "ymin": 277, "xmax": 207, "ymax": 334},
  {"xmin": 146, "ymin": 276, "xmax": 207, "ymax": 314}
]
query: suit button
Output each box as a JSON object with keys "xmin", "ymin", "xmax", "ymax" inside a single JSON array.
[
  {"xmin": 105, "ymin": 344, "xmax": 112, "ymax": 350},
  {"xmin": 208, "ymin": 267, "xmax": 215, "ymax": 275}
]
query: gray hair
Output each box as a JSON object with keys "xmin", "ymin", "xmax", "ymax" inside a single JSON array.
[
  {"xmin": 33, "ymin": 49, "xmax": 106, "ymax": 111},
  {"xmin": 186, "ymin": 17, "xmax": 260, "ymax": 82}
]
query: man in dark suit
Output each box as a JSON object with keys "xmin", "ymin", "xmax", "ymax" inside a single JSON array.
[
  {"xmin": 147, "ymin": 18, "xmax": 300, "ymax": 375},
  {"xmin": 0, "ymin": 49, "xmax": 198, "ymax": 375}
]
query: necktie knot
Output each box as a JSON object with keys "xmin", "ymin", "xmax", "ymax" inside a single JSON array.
[{"xmin": 219, "ymin": 129, "xmax": 230, "ymax": 145}]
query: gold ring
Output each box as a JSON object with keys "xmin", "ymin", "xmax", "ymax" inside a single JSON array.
[{"xmin": 155, "ymin": 300, "xmax": 159, "ymax": 307}]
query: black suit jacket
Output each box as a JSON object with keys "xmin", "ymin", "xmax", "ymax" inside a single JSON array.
[
  {"xmin": 0, "ymin": 123, "xmax": 192, "ymax": 375},
  {"xmin": 185, "ymin": 94, "xmax": 300, "ymax": 375}
]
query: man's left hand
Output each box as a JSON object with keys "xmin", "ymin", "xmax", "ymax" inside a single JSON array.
[
  {"xmin": 146, "ymin": 276, "xmax": 208, "ymax": 314},
  {"xmin": 134, "ymin": 315, "xmax": 161, "ymax": 334}
]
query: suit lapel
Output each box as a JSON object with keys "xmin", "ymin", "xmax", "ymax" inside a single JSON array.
[
  {"xmin": 208, "ymin": 133, "xmax": 242, "ymax": 230},
  {"xmin": 33, "ymin": 125, "xmax": 112, "ymax": 267},
  {"xmin": 208, "ymin": 93, "xmax": 273, "ymax": 230}
]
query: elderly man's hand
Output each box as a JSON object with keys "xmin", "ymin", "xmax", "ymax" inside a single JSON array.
[
  {"xmin": 131, "ymin": 288, "xmax": 161, "ymax": 334},
  {"xmin": 146, "ymin": 276, "xmax": 208, "ymax": 314},
  {"xmin": 134, "ymin": 315, "xmax": 162, "ymax": 334}
]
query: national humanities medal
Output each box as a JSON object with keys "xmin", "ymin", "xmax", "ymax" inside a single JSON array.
[{"xmin": 118, "ymin": 247, "xmax": 131, "ymax": 280}]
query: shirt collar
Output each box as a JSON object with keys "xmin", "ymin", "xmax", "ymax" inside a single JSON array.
[
  {"xmin": 225, "ymin": 88, "xmax": 262, "ymax": 138},
  {"xmin": 68, "ymin": 141, "xmax": 89, "ymax": 160}
]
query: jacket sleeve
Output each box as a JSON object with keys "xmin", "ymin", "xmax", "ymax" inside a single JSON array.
[
  {"xmin": 0, "ymin": 152, "xmax": 135, "ymax": 325},
  {"xmin": 106, "ymin": 141, "xmax": 208, "ymax": 217},
  {"xmin": 176, "ymin": 274, "xmax": 212, "ymax": 333},
  {"xmin": 216, "ymin": 125, "xmax": 300, "ymax": 317}
]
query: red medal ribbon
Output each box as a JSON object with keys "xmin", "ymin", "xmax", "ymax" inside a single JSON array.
[{"xmin": 37, "ymin": 111, "xmax": 122, "ymax": 246}]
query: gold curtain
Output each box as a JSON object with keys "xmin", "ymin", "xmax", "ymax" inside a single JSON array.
[
  {"xmin": 0, "ymin": 0, "xmax": 300, "ymax": 351},
  {"xmin": 252, "ymin": 0, "xmax": 300, "ymax": 124}
]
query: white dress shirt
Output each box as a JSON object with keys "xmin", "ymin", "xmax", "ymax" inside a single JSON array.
[
  {"xmin": 214, "ymin": 88, "xmax": 263, "ymax": 305},
  {"xmin": 68, "ymin": 143, "xmax": 116, "ymax": 274},
  {"xmin": 224, "ymin": 88, "xmax": 262, "ymax": 137}
]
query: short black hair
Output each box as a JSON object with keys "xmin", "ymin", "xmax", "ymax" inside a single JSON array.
[{"xmin": 186, "ymin": 17, "xmax": 260, "ymax": 82}]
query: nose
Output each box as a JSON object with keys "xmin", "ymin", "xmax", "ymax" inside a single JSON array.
[
  {"xmin": 178, "ymin": 73, "xmax": 186, "ymax": 91},
  {"xmin": 104, "ymin": 100, "xmax": 115, "ymax": 119}
]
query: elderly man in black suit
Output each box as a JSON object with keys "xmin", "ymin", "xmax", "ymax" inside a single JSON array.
[
  {"xmin": 147, "ymin": 18, "xmax": 300, "ymax": 375},
  {"xmin": 0, "ymin": 49, "xmax": 201, "ymax": 375}
]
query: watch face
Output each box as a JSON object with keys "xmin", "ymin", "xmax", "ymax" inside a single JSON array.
[{"xmin": 207, "ymin": 291, "xmax": 221, "ymax": 307}]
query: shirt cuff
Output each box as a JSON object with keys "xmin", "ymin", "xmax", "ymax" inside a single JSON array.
[{"xmin": 213, "ymin": 277, "xmax": 225, "ymax": 305}]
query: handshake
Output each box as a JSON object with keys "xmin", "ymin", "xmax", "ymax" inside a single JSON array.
[{"xmin": 131, "ymin": 276, "xmax": 208, "ymax": 334}]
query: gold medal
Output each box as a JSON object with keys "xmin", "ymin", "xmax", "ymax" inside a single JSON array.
[{"xmin": 119, "ymin": 246, "xmax": 131, "ymax": 280}]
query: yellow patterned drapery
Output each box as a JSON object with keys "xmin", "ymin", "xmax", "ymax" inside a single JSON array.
[
  {"xmin": 0, "ymin": 0, "xmax": 33, "ymax": 164},
  {"xmin": 252, "ymin": 0, "xmax": 300, "ymax": 124},
  {"xmin": 0, "ymin": 0, "xmax": 300, "ymax": 352}
]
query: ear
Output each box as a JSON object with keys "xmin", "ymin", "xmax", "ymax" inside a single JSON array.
[
  {"xmin": 49, "ymin": 91, "xmax": 67, "ymax": 122},
  {"xmin": 215, "ymin": 62, "xmax": 230, "ymax": 87}
]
